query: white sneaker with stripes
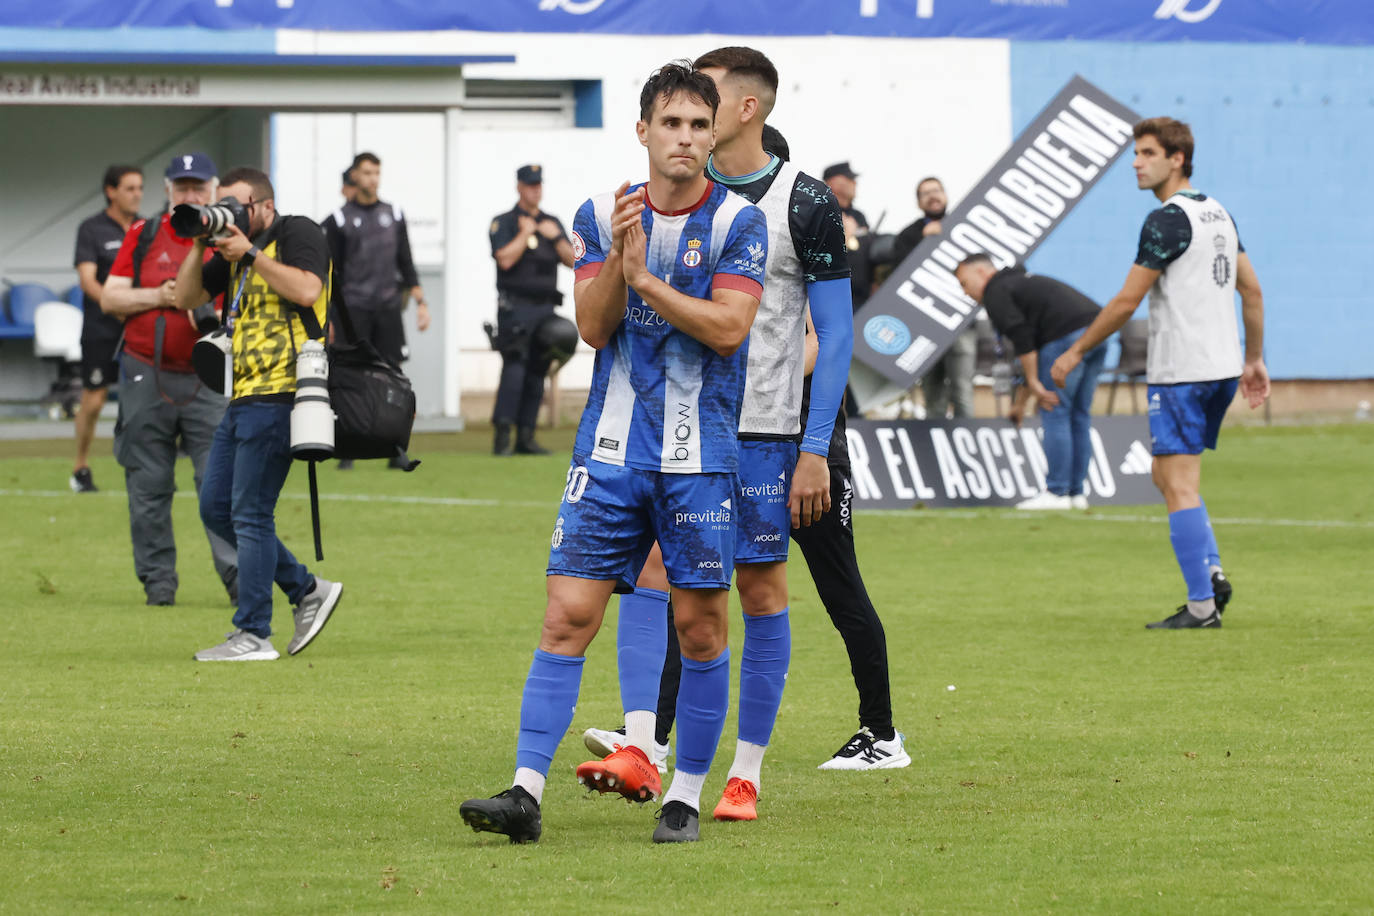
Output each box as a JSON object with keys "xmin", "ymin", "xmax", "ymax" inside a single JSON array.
[{"xmin": 818, "ymin": 728, "xmax": 912, "ymax": 770}]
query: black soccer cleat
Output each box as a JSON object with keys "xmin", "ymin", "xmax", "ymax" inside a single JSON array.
[
  {"xmin": 1212, "ymin": 571, "xmax": 1233, "ymax": 615},
  {"xmin": 652, "ymin": 801, "xmax": 700, "ymax": 843},
  {"xmin": 459, "ymin": 787, "xmax": 542, "ymax": 844},
  {"xmin": 1146, "ymin": 605, "xmax": 1221, "ymax": 629},
  {"xmin": 69, "ymin": 467, "xmax": 98, "ymax": 493}
]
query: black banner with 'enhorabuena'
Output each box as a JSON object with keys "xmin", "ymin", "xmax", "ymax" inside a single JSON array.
[
  {"xmin": 845, "ymin": 416, "xmax": 1160, "ymax": 509},
  {"xmin": 851, "ymin": 75, "xmax": 1139, "ymax": 391}
]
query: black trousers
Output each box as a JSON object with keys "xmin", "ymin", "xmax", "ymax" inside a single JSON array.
[
  {"xmin": 348, "ymin": 307, "xmax": 406, "ymax": 368},
  {"xmin": 654, "ymin": 460, "xmax": 895, "ymax": 741},
  {"xmin": 492, "ymin": 298, "xmax": 555, "ymax": 428}
]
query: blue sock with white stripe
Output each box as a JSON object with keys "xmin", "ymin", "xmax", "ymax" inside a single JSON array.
[
  {"xmin": 1168, "ymin": 506, "xmax": 1215, "ymax": 604},
  {"xmin": 1199, "ymin": 499, "xmax": 1222, "ymax": 570},
  {"xmin": 674, "ymin": 649, "xmax": 730, "ymax": 776},
  {"xmin": 514, "ymin": 649, "xmax": 584, "ymax": 779},
  {"xmin": 617, "ymin": 587, "xmax": 669, "ymax": 715},
  {"xmin": 737, "ymin": 608, "xmax": 791, "ymax": 746}
]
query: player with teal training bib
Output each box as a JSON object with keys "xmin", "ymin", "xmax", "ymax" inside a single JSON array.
[{"xmin": 1051, "ymin": 116, "xmax": 1270, "ymax": 630}]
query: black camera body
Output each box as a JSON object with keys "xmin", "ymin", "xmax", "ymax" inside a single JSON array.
[{"xmin": 169, "ymin": 196, "xmax": 250, "ymax": 241}]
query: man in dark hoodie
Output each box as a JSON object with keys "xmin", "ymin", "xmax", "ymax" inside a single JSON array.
[{"xmin": 955, "ymin": 254, "xmax": 1108, "ymax": 510}]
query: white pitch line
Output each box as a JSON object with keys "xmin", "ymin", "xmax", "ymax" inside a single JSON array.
[
  {"xmin": 4, "ymin": 488, "xmax": 1371, "ymax": 530},
  {"xmin": 0, "ymin": 487, "xmax": 548, "ymax": 510}
]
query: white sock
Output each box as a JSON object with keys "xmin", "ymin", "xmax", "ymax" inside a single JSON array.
[
  {"xmin": 726, "ymin": 739, "xmax": 767, "ymax": 791},
  {"xmin": 624, "ymin": 709, "xmax": 656, "ymax": 758},
  {"xmin": 1186, "ymin": 598, "xmax": 1216, "ymax": 619},
  {"xmin": 1210, "ymin": 564, "xmax": 1225, "ymax": 577},
  {"xmin": 662, "ymin": 769, "xmax": 707, "ymax": 811},
  {"xmin": 513, "ymin": 767, "xmax": 546, "ymax": 804}
]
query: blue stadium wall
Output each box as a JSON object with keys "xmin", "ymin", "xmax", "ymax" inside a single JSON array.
[{"xmin": 1012, "ymin": 41, "xmax": 1374, "ymax": 379}]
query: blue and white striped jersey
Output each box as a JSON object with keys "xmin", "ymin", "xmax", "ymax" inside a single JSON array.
[{"xmin": 570, "ymin": 181, "xmax": 767, "ymax": 473}]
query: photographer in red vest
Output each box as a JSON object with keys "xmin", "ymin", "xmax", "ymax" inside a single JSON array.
[{"xmin": 100, "ymin": 152, "xmax": 238, "ymax": 607}]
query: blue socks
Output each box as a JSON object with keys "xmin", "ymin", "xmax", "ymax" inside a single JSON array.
[
  {"xmin": 1199, "ymin": 499, "xmax": 1222, "ymax": 569},
  {"xmin": 1168, "ymin": 506, "xmax": 1215, "ymax": 602},
  {"xmin": 738, "ymin": 608, "xmax": 791, "ymax": 746},
  {"xmin": 674, "ymin": 649, "xmax": 731, "ymax": 775},
  {"xmin": 616, "ymin": 587, "xmax": 669, "ymax": 714},
  {"xmin": 514, "ymin": 649, "xmax": 584, "ymax": 776}
]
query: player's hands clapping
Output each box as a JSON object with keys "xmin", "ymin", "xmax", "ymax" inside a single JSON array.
[
  {"xmin": 621, "ymin": 220, "xmax": 650, "ymax": 288},
  {"xmin": 610, "ymin": 182, "xmax": 643, "ymax": 257}
]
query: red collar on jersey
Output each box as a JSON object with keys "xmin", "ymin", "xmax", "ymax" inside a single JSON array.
[{"xmin": 646, "ymin": 180, "xmax": 714, "ymax": 217}]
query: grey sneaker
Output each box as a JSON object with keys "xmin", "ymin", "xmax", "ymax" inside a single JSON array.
[
  {"xmin": 287, "ymin": 577, "xmax": 343, "ymax": 656},
  {"xmin": 194, "ymin": 629, "xmax": 279, "ymax": 661},
  {"xmin": 653, "ymin": 801, "xmax": 700, "ymax": 843}
]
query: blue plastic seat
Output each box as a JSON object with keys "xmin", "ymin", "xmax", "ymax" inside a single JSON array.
[{"xmin": 6, "ymin": 283, "xmax": 56, "ymax": 326}]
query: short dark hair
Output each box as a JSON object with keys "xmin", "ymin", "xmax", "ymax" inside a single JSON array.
[
  {"xmin": 762, "ymin": 124, "xmax": 790, "ymax": 162},
  {"xmin": 1133, "ymin": 117, "xmax": 1194, "ymax": 178},
  {"xmin": 693, "ymin": 46, "xmax": 779, "ymax": 118},
  {"xmin": 955, "ymin": 252, "xmax": 993, "ymax": 273},
  {"xmin": 352, "ymin": 151, "xmax": 380, "ymax": 168},
  {"xmin": 102, "ymin": 164, "xmax": 141, "ymax": 201},
  {"xmin": 639, "ymin": 60, "xmax": 720, "ymax": 122},
  {"xmin": 220, "ymin": 166, "xmax": 275, "ymax": 203},
  {"xmin": 916, "ymin": 176, "xmax": 943, "ymax": 193},
  {"xmin": 341, "ymin": 167, "xmax": 357, "ymax": 187}
]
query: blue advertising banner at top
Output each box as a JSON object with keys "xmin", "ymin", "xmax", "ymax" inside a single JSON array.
[{"xmin": 4, "ymin": 0, "xmax": 1372, "ymax": 46}]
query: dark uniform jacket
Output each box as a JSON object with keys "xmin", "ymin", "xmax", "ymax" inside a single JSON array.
[
  {"xmin": 489, "ymin": 205, "xmax": 568, "ymax": 304},
  {"xmin": 322, "ymin": 199, "xmax": 419, "ymax": 312}
]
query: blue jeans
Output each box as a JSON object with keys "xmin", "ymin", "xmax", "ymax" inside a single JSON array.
[
  {"xmin": 199, "ymin": 402, "xmax": 313, "ymax": 637},
  {"xmin": 1037, "ymin": 329, "xmax": 1108, "ymax": 496}
]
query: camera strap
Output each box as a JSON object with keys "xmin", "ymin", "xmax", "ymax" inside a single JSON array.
[{"xmin": 283, "ymin": 301, "xmax": 327, "ymax": 562}]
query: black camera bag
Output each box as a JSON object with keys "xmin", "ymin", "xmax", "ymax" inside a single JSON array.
[
  {"xmin": 328, "ymin": 336, "xmax": 419, "ymax": 462},
  {"xmin": 287, "ymin": 295, "xmax": 420, "ymax": 469},
  {"xmin": 288, "ymin": 294, "xmax": 420, "ymax": 562}
]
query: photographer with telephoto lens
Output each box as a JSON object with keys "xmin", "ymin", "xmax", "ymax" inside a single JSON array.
[
  {"xmin": 100, "ymin": 152, "xmax": 238, "ymax": 608},
  {"xmin": 172, "ymin": 166, "xmax": 343, "ymax": 662}
]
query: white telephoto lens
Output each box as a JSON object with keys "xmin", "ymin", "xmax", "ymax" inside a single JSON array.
[{"xmin": 290, "ymin": 339, "xmax": 335, "ymax": 460}]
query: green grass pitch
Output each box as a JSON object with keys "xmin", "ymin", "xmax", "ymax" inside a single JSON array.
[{"xmin": 2, "ymin": 423, "xmax": 1372, "ymax": 913}]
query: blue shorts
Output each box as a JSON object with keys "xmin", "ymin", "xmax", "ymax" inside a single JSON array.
[
  {"xmin": 1147, "ymin": 378, "xmax": 1239, "ymax": 456},
  {"xmin": 546, "ymin": 458, "xmax": 739, "ymax": 590},
  {"xmin": 735, "ymin": 439, "xmax": 798, "ymax": 564}
]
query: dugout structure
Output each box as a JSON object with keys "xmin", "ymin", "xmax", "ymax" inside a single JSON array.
[{"xmin": 0, "ymin": 48, "xmax": 523, "ymax": 418}]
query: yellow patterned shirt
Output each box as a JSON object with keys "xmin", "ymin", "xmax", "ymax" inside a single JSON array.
[{"xmin": 202, "ymin": 214, "xmax": 330, "ymax": 401}]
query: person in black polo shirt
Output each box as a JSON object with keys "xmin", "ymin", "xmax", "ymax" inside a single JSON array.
[
  {"xmin": 487, "ymin": 164, "xmax": 575, "ymax": 455},
  {"xmin": 323, "ymin": 152, "xmax": 428, "ymax": 469},
  {"xmin": 69, "ymin": 164, "xmax": 143, "ymax": 493},
  {"xmin": 322, "ymin": 152, "xmax": 428, "ymax": 369},
  {"xmin": 956, "ymin": 253, "xmax": 1109, "ymax": 510}
]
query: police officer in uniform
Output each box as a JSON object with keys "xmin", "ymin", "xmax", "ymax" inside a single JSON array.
[{"xmin": 487, "ymin": 164, "xmax": 574, "ymax": 455}]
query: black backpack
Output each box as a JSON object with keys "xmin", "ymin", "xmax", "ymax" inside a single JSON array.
[{"xmin": 289, "ymin": 290, "xmax": 420, "ymax": 562}]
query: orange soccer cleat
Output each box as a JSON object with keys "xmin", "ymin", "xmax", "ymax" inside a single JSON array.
[
  {"xmin": 712, "ymin": 777, "xmax": 759, "ymax": 821},
  {"xmin": 575, "ymin": 744, "xmax": 662, "ymax": 803}
]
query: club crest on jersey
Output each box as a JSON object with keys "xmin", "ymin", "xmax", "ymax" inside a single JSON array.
[
  {"xmin": 1211, "ymin": 234, "xmax": 1231, "ymax": 288},
  {"xmin": 682, "ymin": 238, "xmax": 702, "ymax": 268},
  {"xmin": 570, "ymin": 230, "xmax": 586, "ymax": 261}
]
